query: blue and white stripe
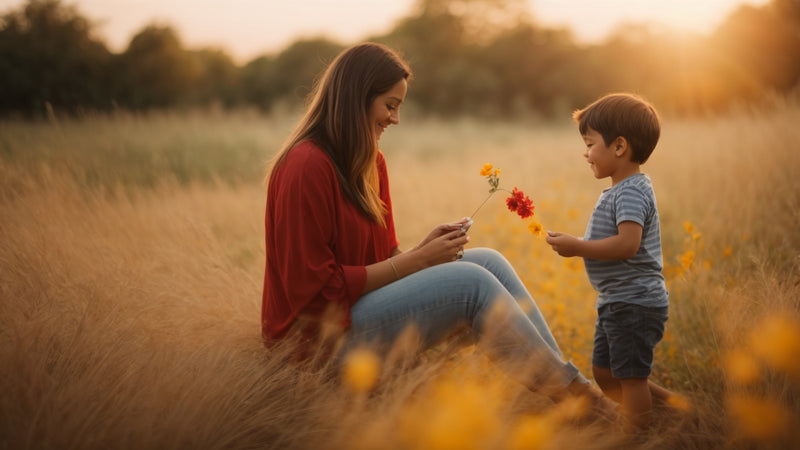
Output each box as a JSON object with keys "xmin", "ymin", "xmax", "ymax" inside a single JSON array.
[{"xmin": 584, "ymin": 173, "xmax": 669, "ymax": 309}]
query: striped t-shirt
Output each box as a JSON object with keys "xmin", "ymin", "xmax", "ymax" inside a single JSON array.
[{"xmin": 583, "ymin": 173, "xmax": 669, "ymax": 309}]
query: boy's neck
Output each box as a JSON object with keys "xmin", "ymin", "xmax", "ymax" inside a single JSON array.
[{"xmin": 610, "ymin": 163, "xmax": 641, "ymax": 186}]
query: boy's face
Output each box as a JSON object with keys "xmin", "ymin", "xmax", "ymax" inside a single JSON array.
[{"xmin": 582, "ymin": 127, "xmax": 618, "ymax": 180}]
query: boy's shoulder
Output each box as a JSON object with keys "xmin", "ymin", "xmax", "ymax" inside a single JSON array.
[{"xmin": 614, "ymin": 173, "xmax": 655, "ymax": 197}]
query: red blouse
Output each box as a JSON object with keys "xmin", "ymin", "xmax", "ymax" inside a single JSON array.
[{"xmin": 261, "ymin": 141, "xmax": 399, "ymax": 342}]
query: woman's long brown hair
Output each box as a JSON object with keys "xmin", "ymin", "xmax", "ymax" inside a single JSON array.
[{"xmin": 268, "ymin": 42, "xmax": 412, "ymax": 227}]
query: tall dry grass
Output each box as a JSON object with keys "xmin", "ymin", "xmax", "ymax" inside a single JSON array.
[{"xmin": 1, "ymin": 104, "xmax": 799, "ymax": 449}]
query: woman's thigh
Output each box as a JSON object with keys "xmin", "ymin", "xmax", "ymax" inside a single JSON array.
[{"xmin": 349, "ymin": 260, "xmax": 510, "ymax": 349}]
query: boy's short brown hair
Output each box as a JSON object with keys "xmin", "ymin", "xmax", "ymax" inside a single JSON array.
[{"xmin": 573, "ymin": 93, "xmax": 661, "ymax": 164}]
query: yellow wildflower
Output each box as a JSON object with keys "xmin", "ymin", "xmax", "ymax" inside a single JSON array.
[
  {"xmin": 679, "ymin": 250, "xmax": 695, "ymax": 271},
  {"xmin": 480, "ymin": 163, "xmax": 493, "ymax": 176},
  {"xmin": 723, "ymin": 351, "xmax": 761, "ymax": 385},
  {"xmin": 665, "ymin": 394, "xmax": 693, "ymax": 413},
  {"xmin": 527, "ymin": 219, "xmax": 545, "ymax": 237},
  {"xmin": 750, "ymin": 314, "xmax": 800, "ymax": 380},
  {"xmin": 399, "ymin": 374, "xmax": 504, "ymax": 450},
  {"xmin": 683, "ymin": 221, "xmax": 694, "ymax": 234},
  {"xmin": 342, "ymin": 348, "xmax": 381, "ymax": 393},
  {"xmin": 727, "ymin": 394, "xmax": 791, "ymax": 441},
  {"xmin": 723, "ymin": 246, "xmax": 733, "ymax": 257},
  {"xmin": 567, "ymin": 207, "xmax": 579, "ymax": 220},
  {"xmin": 508, "ymin": 415, "xmax": 554, "ymax": 450}
]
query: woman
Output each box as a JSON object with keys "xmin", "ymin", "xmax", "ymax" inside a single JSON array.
[{"xmin": 262, "ymin": 42, "xmax": 610, "ymax": 405}]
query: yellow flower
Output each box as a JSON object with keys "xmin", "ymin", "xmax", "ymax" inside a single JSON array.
[
  {"xmin": 567, "ymin": 207, "xmax": 579, "ymax": 220},
  {"xmin": 750, "ymin": 314, "xmax": 800, "ymax": 380},
  {"xmin": 508, "ymin": 415, "xmax": 554, "ymax": 450},
  {"xmin": 683, "ymin": 221, "xmax": 694, "ymax": 234},
  {"xmin": 723, "ymin": 246, "xmax": 733, "ymax": 257},
  {"xmin": 527, "ymin": 219, "xmax": 545, "ymax": 237},
  {"xmin": 399, "ymin": 374, "xmax": 504, "ymax": 450},
  {"xmin": 480, "ymin": 163, "xmax": 493, "ymax": 176},
  {"xmin": 727, "ymin": 394, "xmax": 792, "ymax": 441},
  {"xmin": 665, "ymin": 394, "xmax": 693, "ymax": 413},
  {"xmin": 679, "ymin": 250, "xmax": 695, "ymax": 271},
  {"xmin": 724, "ymin": 351, "xmax": 761, "ymax": 385},
  {"xmin": 341, "ymin": 348, "xmax": 381, "ymax": 393}
]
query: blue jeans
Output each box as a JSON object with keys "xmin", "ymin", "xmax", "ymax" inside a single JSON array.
[{"xmin": 347, "ymin": 247, "xmax": 586, "ymax": 390}]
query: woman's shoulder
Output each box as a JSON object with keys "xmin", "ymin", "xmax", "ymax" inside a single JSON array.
[{"xmin": 282, "ymin": 141, "xmax": 336, "ymax": 173}]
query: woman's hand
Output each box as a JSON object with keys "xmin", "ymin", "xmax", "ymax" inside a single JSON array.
[
  {"xmin": 413, "ymin": 217, "xmax": 472, "ymax": 251},
  {"xmin": 415, "ymin": 228, "xmax": 470, "ymax": 266}
]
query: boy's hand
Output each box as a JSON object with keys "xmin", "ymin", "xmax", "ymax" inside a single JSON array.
[{"xmin": 545, "ymin": 231, "xmax": 582, "ymax": 257}]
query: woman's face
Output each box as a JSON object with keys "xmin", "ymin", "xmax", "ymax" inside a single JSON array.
[{"xmin": 368, "ymin": 78, "xmax": 407, "ymax": 142}]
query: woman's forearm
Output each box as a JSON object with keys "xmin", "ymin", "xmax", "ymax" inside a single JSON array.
[{"xmin": 362, "ymin": 249, "xmax": 425, "ymax": 294}]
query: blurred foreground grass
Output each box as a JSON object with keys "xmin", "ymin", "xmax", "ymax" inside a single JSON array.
[{"xmin": 1, "ymin": 105, "xmax": 799, "ymax": 449}]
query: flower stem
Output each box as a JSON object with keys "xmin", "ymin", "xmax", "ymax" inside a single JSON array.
[{"xmin": 469, "ymin": 192, "xmax": 495, "ymax": 219}]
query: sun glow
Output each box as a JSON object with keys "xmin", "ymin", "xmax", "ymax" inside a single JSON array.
[{"xmin": 0, "ymin": 0, "xmax": 771, "ymax": 62}]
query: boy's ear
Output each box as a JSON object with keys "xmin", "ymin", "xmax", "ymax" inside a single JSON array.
[{"xmin": 614, "ymin": 137, "xmax": 629, "ymax": 157}]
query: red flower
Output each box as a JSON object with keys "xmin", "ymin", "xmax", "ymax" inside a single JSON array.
[{"xmin": 506, "ymin": 187, "xmax": 535, "ymax": 219}]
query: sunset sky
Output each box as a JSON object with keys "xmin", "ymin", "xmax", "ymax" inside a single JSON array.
[{"xmin": 0, "ymin": 0, "xmax": 771, "ymax": 62}]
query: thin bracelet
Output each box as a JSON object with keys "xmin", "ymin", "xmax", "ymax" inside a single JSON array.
[{"xmin": 388, "ymin": 257, "xmax": 401, "ymax": 280}]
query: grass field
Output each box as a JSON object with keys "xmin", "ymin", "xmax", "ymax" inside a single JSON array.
[{"xmin": 1, "ymin": 103, "xmax": 799, "ymax": 449}]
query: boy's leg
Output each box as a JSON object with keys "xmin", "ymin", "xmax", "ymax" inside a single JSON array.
[
  {"xmin": 597, "ymin": 302, "xmax": 669, "ymax": 428},
  {"xmin": 592, "ymin": 365, "xmax": 621, "ymax": 402},
  {"xmin": 595, "ymin": 366, "xmax": 678, "ymax": 418},
  {"xmin": 599, "ymin": 365, "xmax": 675, "ymax": 405},
  {"xmin": 648, "ymin": 379, "xmax": 675, "ymax": 404},
  {"xmin": 592, "ymin": 306, "xmax": 619, "ymax": 399},
  {"xmin": 619, "ymin": 377, "xmax": 652, "ymax": 429}
]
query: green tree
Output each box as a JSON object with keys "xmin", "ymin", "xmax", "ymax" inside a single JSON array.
[
  {"xmin": 379, "ymin": 1, "xmax": 489, "ymax": 114},
  {"xmin": 713, "ymin": 1, "xmax": 800, "ymax": 93},
  {"xmin": 189, "ymin": 48, "xmax": 239, "ymax": 107},
  {"xmin": 113, "ymin": 24, "xmax": 196, "ymax": 109},
  {"xmin": 483, "ymin": 23, "xmax": 581, "ymax": 117},
  {"xmin": 239, "ymin": 38, "xmax": 343, "ymax": 112},
  {"xmin": 239, "ymin": 54, "xmax": 275, "ymax": 111},
  {"xmin": 0, "ymin": 0, "xmax": 112, "ymax": 116}
]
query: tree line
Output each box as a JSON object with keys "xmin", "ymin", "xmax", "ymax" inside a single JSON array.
[{"xmin": 1, "ymin": 0, "xmax": 799, "ymax": 118}]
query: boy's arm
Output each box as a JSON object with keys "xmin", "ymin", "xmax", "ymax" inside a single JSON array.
[{"xmin": 545, "ymin": 221, "xmax": 642, "ymax": 260}]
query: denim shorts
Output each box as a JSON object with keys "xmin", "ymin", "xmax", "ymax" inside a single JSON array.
[{"xmin": 592, "ymin": 302, "xmax": 668, "ymax": 379}]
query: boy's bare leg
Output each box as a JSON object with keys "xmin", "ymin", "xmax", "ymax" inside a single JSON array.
[
  {"xmin": 592, "ymin": 365, "xmax": 622, "ymax": 401},
  {"xmin": 594, "ymin": 365, "xmax": 677, "ymax": 406},
  {"xmin": 648, "ymin": 380, "xmax": 674, "ymax": 404},
  {"xmin": 619, "ymin": 377, "xmax": 652, "ymax": 430}
]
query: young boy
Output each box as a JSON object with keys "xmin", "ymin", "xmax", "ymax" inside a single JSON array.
[{"xmin": 545, "ymin": 93, "xmax": 674, "ymax": 429}]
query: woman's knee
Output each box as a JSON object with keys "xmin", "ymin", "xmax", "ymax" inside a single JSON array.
[
  {"xmin": 465, "ymin": 247, "xmax": 506, "ymax": 263},
  {"xmin": 464, "ymin": 247, "xmax": 513, "ymax": 271}
]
